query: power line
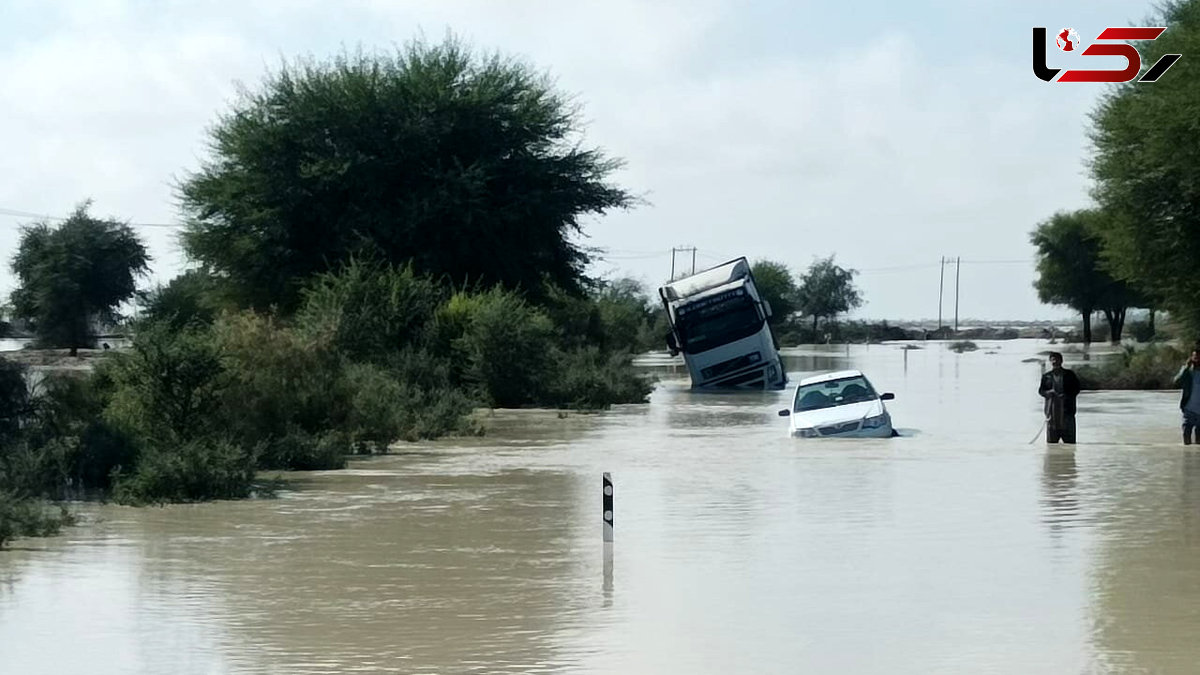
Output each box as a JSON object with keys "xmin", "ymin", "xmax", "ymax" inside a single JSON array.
[
  {"xmin": 0, "ymin": 206, "xmax": 183, "ymax": 229},
  {"xmin": 670, "ymin": 246, "xmax": 697, "ymax": 278},
  {"xmin": 602, "ymin": 252, "xmax": 669, "ymax": 260},
  {"xmin": 858, "ymin": 262, "xmax": 942, "ymax": 273},
  {"xmin": 958, "ymin": 258, "xmax": 1033, "ymax": 264}
]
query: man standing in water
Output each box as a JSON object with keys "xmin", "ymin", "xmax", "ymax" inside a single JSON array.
[
  {"xmin": 1039, "ymin": 352, "xmax": 1081, "ymax": 444},
  {"xmin": 1174, "ymin": 347, "xmax": 1200, "ymax": 445}
]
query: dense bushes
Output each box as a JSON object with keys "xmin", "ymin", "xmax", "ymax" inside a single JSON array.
[
  {"xmin": 296, "ymin": 259, "xmax": 447, "ymax": 363},
  {"xmin": 1076, "ymin": 344, "xmax": 1188, "ymax": 390},
  {"xmin": 0, "ymin": 358, "xmax": 76, "ymax": 547},
  {"xmin": 544, "ymin": 347, "xmax": 655, "ymax": 409},
  {"xmin": 451, "ymin": 288, "xmax": 557, "ymax": 407},
  {"xmin": 111, "ymin": 437, "xmax": 258, "ymax": 505},
  {"xmin": 0, "ymin": 261, "xmax": 655, "ymax": 530},
  {"xmin": 0, "ymin": 490, "xmax": 71, "ymax": 548}
]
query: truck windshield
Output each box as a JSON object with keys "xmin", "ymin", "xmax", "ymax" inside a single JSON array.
[{"xmin": 676, "ymin": 295, "xmax": 763, "ymax": 354}]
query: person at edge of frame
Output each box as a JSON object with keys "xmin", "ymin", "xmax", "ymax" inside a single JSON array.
[
  {"xmin": 1039, "ymin": 351, "xmax": 1081, "ymax": 444},
  {"xmin": 1174, "ymin": 346, "xmax": 1200, "ymax": 445}
]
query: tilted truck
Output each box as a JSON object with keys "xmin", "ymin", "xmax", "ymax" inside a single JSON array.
[{"xmin": 658, "ymin": 257, "xmax": 788, "ymax": 389}]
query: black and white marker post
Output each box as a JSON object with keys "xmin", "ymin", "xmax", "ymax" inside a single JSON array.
[
  {"xmin": 602, "ymin": 472, "xmax": 614, "ymax": 542},
  {"xmin": 602, "ymin": 472, "xmax": 614, "ymax": 601}
]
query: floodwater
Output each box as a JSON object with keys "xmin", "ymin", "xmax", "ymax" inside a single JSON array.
[{"xmin": 2, "ymin": 339, "xmax": 1198, "ymax": 674}]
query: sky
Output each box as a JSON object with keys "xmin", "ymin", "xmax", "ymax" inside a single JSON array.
[{"xmin": 0, "ymin": 0, "xmax": 1166, "ymax": 321}]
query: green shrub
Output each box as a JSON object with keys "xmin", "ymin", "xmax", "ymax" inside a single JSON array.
[
  {"xmin": 539, "ymin": 283, "xmax": 603, "ymax": 351},
  {"xmin": 139, "ymin": 269, "xmax": 223, "ymax": 331},
  {"xmin": 212, "ymin": 311, "xmax": 348, "ymax": 468},
  {"xmin": 296, "ymin": 258, "xmax": 446, "ymax": 363},
  {"xmin": 543, "ymin": 347, "xmax": 654, "ymax": 409},
  {"xmin": 342, "ymin": 361, "xmax": 479, "ymax": 446},
  {"xmin": 258, "ymin": 429, "xmax": 348, "ymax": 471},
  {"xmin": 213, "ymin": 312, "xmax": 475, "ymax": 466},
  {"xmin": 949, "ymin": 340, "xmax": 978, "ymax": 353},
  {"xmin": 112, "ymin": 437, "xmax": 258, "ymax": 505},
  {"xmin": 451, "ymin": 288, "xmax": 557, "ymax": 407},
  {"xmin": 1076, "ymin": 343, "xmax": 1188, "ymax": 389},
  {"xmin": 593, "ymin": 280, "xmax": 656, "ymax": 353},
  {"xmin": 637, "ymin": 307, "xmax": 671, "ymax": 353},
  {"xmin": 0, "ymin": 357, "xmax": 31, "ymax": 446},
  {"xmin": 22, "ymin": 370, "xmax": 132, "ymax": 494},
  {"xmin": 105, "ymin": 320, "xmax": 228, "ymax": 442},
  {"xmin": 0, "ymin": 491, "xmax": 72, "ymax": 549}
]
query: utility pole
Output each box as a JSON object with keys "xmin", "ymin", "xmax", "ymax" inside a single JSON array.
[
  {"xmin": 938, "ymin": 256, "xmax": 945, "ymax": 330},
  {"xmin": 954, "ymin": 256, "xmax": 961, "ymax": 332},
  {"xmin": 670, "ymin": 246, "xmax": 698, "ymax": 279}
]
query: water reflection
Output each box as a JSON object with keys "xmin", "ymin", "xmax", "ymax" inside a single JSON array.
[
  {"xmin": 1041, "ymin": 449, "xmax": 1079, "ymax": 538},
  {"xmin": 1085, "ymin": 445, "xmax": 1200, "ymax": 674},
  {"xmin": 1183, "ymin": 450, "xmax": 1200, "ymax": 539},
  {"xmin": 601, "ymin": 542, "xmax": 613, "ymax": 608}
]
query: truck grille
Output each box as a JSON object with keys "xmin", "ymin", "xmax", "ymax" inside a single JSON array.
[{"xmin": 701, "ymin": 352, "xmax": 761, "ymax": 381}]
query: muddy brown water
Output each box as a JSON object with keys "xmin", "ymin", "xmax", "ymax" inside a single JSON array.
[{"xmin": 2, "ymin": 340, "xmax": 1198, "ymax": 674}]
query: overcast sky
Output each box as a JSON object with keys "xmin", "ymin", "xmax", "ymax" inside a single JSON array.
[{"xmin": 0, "ymin": 0, "xmax": 1163, "ymax": 321}]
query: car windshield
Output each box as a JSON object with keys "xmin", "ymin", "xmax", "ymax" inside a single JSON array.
[
  {"xmin": 676, "ymin": 293, "xmax": 763, "ymax": 354},
  {"xmin": 792, "ymin": 375, "xmax": 877, "ymax": 412}
]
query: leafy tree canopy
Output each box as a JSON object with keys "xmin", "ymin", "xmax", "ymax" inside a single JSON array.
[
  {"xmin": 1090, "ymin": 0, "xmax": 1200, "ymax": 331},
  {"xmin": 1030, "ymin": 209, "xmax": 1143, "ymax": 343},
  {"xmin": 797, "ymin": 256, "xmax": 862, "ymax": 331},
  {"xmin": 750, "ymin": 259, "xmax": 800, "ymax": 327},
  {"xmin": 10, "ymin": 202, "xmax": 149, "ymax": 355},
  {"xmin": 180, "ymin": 37, "xmax": 634, "ymax": 311}
]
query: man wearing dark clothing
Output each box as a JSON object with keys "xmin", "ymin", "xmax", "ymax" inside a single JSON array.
[
  {"xmin": 1174, "ymin": 348, "xmax": 1200, "ymax": 445},
  {"xmin": 1039, "ymin": 351, "xmax": 1081, "ymax": 444}
]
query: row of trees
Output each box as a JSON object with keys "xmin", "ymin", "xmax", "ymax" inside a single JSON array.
[
  {"xmin": 1032, "ymin": 0, "xmax": 1200, "ymax": 343},
  {"xmin": 751, "ymin": 256, "xmax": 864, "ymax": 342}
]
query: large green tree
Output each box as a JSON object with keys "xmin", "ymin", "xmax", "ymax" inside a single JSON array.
[
  {"xmin": 751, "ymin": 259, "xmax": 800, "ymax": 328},
  {"xmin": 797, "ymin": 256, "xmax": 862, "ymax": 334},
  {"xmin": 10, "ymin": 203, "xmax": 149, "ymax": 356},
  {"xmin": 1090, "ymin": 0, "xmax": 1200, "ymax": 334},
  {"xmin": 1031, "ymin": 209, "xmax": 1142, "ymax": 344},
  {"xmin": 180, "ymin": 39, "xmax": 633, "ymax": 311}
]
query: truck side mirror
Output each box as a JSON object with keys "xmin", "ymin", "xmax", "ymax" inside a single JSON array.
[
  {"xmin": 763, "ymin": 300, "xmax": 773, "ymax": 318},
  {"xmin": 880, "ymin": 393, "xmax": 895, "ymax": 400},
  {"xmin": 777, "ymin": 409, "xmax": 790, "ymax": 417},
  {"xmin": 665, "ymin": 332, "xmax": 679, "ymax": 356}
]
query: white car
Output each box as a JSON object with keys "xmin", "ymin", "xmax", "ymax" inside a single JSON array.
[{"xmin": 778, "ymin": 369, "xmax": 896, "ymax": 438}]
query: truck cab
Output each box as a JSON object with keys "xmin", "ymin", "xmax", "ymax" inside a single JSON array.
[{"xmin": 659, "ymin": 258, "xmax": 787, "ymax": 390}]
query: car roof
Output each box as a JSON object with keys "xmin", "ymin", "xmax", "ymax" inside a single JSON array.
[{"xmin": 797, "ymin": 369, "xmax": 865, "ymax": 386}]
